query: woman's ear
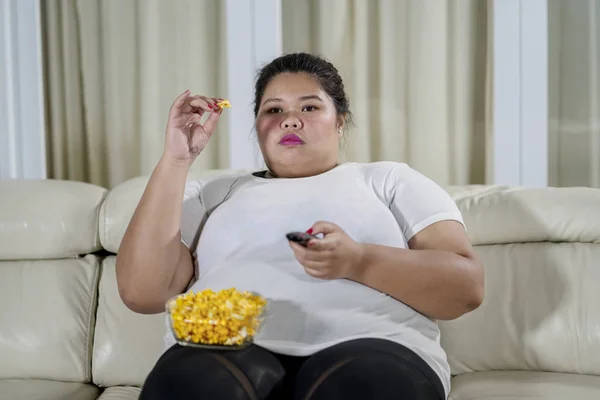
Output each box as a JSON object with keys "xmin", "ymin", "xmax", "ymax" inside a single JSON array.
[{"xmin": 336, "ymin": 114, "xmax": 346, "ymax": 136}]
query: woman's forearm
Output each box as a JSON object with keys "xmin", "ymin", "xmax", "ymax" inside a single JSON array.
[
  {"xmin": 349, "ymin": 244, "xmax": 484, "ymax": 320},
  {"xmin": 116, "ymin": 156, "xmax": 193, "ymax": 311}
]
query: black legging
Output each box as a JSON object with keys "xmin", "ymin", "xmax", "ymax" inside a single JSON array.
[{"xmin": 139, "ymin": 338, "xmax": 445, "ymax": 400}]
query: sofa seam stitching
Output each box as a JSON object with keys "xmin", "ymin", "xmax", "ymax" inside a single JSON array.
[
  {"xmin": 86, "ymin": 256, "xmax": 102, "ymax": 384},
  {"xmin": 100, "ymin": 190, "xmax": 108, "ymax": 251},
  {"xmin": 84, "ymin": 256, "xmax": 94, "ymax": 382},
  {"xmin": 95, "ymin": 194, "xmax": 103, "ymax": 251}
]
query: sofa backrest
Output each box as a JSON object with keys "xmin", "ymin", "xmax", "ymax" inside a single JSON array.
[
  {"xmin": 1, "ymin": 173, "xmax": 599, "ymax": 388},
  {"xmin": 0, "ymin": 171, "xmax": 239, "ymax": 388},
  {"xmin": 0, "ymin": 180, "xmax": 107, "ymax": 384},
  {"xmin": 440, "ymin": 185, "xmax": 600, "ymax": 377}
]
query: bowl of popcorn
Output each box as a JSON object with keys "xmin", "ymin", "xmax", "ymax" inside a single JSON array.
[{"xmin": 166, "ymin": 288, "xmax": 268, "ymax": 350}]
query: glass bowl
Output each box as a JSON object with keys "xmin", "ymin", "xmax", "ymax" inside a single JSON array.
[{"xmin": 166, "ymin": 288, "xmax": 269, "ymax": 351}]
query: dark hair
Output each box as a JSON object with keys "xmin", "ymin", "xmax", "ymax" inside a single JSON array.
[{"xmin": 253, "ymin": 52, "xmax": 353, "ymax": 128}]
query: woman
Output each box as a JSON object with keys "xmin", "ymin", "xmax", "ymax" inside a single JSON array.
[{"xmin": 116, "ymin": 52, "xmax": 484, "ymax": 400}]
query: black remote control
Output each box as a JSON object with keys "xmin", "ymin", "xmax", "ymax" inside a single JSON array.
[{"xmin": 286, "ymin": 231, "xmax": 317, "ymax": 247}]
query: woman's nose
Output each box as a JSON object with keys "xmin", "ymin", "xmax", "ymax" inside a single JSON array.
[{"xmin": 281, "ymin": 113, "xmax": 302, "ymax": 130}]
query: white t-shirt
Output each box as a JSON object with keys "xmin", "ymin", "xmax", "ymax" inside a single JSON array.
[{"xmin": 165, "ymin": 161, "xmax": 464, "ymax": 397}]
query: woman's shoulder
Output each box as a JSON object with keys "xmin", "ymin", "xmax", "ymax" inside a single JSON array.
[
  {"xmin": 184, "ymin": 170, "xmax": 247, "ymax": 189},
  {"xmin": 346, "ymin": 162, "xmax": 444, "ymax": 200},
  {"xmin": 346, "ymin": 161, "xmax": 417, "ymax": 181},
  {"xmin": 184, "ymin": 171, "xmax": 254, "ymax": 206}
]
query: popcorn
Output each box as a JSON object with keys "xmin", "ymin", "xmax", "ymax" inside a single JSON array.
[
  {"xmin": 167, "ymin": 288, "xmax": 267, "ymax": 347},
  {"xmin": 216, "ymin": 99, "xmax": 232, "ymax": 109}
]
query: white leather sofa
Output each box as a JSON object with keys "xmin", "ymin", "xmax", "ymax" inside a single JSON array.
[{"xmin": 1, "ymin": 169, "xmax": 600, "ymax": 400}]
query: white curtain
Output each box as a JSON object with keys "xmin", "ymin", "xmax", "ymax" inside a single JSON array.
[
  {"xmin": 42, "ymin": 0, "xmax": 229, "ymax": 188},
  {"xmin": 281, "ymin": 0, "xmax": 491, "ymax": 186},
  {"xmin": 549, "ymin": 0, "xmax": 600, "ymax": 188},
  {"xmin": 42, "ymin": 0, "xmax": 490, "ymax": 188}
]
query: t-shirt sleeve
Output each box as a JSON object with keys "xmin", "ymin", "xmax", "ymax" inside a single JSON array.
[
  {"xmin": 180, "ymin": 180, "xmax": 208, "ymax": 250},
  {"xmin": 386, "ymin": 164, "xmax": 465, "ymax": 242}
]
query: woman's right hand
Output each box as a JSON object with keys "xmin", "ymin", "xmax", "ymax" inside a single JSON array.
[{"xmin": 162, "ymin": 90, "xmax": 224, "ymax": 166}]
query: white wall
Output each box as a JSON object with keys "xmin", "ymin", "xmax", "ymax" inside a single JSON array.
[
  {"xmin": 224, "ymin": 0, "xmax": 282, "ymax": 170},
  {"xmin": 490, "ymin": 0, "xmax": 548, "ymax": 187},
  {"xmin": 0, "ymin": 0, "xmax": 46, "ymax": 180}
]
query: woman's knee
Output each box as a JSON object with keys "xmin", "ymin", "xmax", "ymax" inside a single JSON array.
[
  {"xmin": 294, "ymin": 340, "xmax": 443, "ymax": 400},
  {"xmin": 140, "ymin": 345, "xmax": 285, "ymax": 400}
]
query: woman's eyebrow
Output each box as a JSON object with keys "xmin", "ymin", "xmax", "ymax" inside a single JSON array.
[
  {"xmin": 298, "ymin": 95, "xmax": 323, "ymax": 102},
  {"xmin": 262, "ymin": 97, "xmax": 282, "ymax": 106},
  {"xmin": 262, "ymin": 95, "xmax": 324, "ymax": 106}
]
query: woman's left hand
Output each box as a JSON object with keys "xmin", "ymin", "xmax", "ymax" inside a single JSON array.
[{"xmin": 289, "ymin": 221, "xmax": 364, "ymax": 280}]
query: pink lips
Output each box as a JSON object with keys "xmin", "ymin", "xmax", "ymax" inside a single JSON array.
[{"xmin": 279, "ymin": 134, "xmax": 304, "ymax": 146}]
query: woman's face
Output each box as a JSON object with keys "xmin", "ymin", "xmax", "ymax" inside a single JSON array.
[{"xmin": 255, "ymin": 72, "xmax": 343, "ymax": 178}]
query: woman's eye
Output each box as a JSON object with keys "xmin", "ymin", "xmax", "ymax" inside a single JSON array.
[
  {"xmin": 302, "ymin": 105, "xmax": 317, "ymax": 112},
  {"xmin": 267, "ymin": 108, "xmax": 282, "ymax": 114}
]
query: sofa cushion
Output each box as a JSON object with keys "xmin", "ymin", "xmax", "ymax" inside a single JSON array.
[
  {"xmin": 440, "ymin": 242, "xmax": 600, "ymax": 376},
  {"xmin": 449, "ymin": 371, "xmax": 600, "ymax": 400},
  {"xmin": 0, "ymin": 180, "xmax": 107, "ymax": 260},
  {"xmin": 0, "ymin": 379, "xmax": 99, "ymax": 400},
  {"xmin": 0, "ymin": 255, "xmax": 100, "ymax": 382},
  {"xmin": 92, "ymin": 256, "xmax": 166, "ymax": 387},
  {"xmin": 96, "ymin": 387, "xmax": 141, "ymax": 400},
  {"xmin": 447, "ymin": 185, "xmax": 600, "ymax": 246}
]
